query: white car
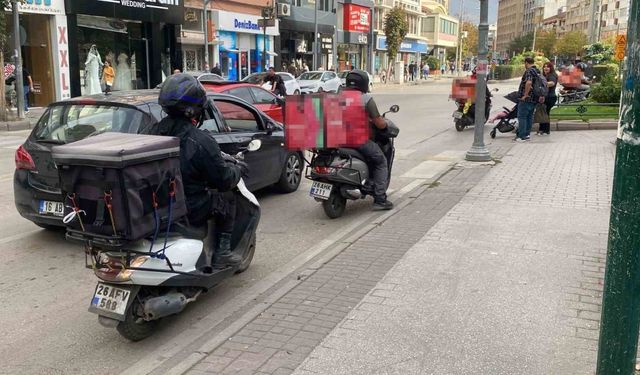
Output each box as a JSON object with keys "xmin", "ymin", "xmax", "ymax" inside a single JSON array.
[
  {"xmin": 242, "ymin": 72, "xmax": 301, "ymax": 95},
  {"xmin": 338, "ymin": 71, "xmax": 374, "ymax": 92},
  {"xmin": 297, "ymin": 71, "xmax": 342, "ymax": 94}
]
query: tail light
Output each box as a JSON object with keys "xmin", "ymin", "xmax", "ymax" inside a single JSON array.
[
  {"xmin": 15, "ymin": 145, "xmax": 36, "ymax": 171},
  {"xmin": 95, "ymin": 255, "xmax": 148, "ymax": 282},
  {"xmin": 314, "ymin": 166, "xmax": 336, "ymax": 175}
]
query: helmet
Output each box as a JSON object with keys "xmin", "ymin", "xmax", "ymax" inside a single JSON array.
[
  {"xmin": 576, "ymin": 62, "xmax": 588, "ymax": 72},
  {"xmin": 158, "ymin": 73, "xmax": 207, "ymax": 119},
  {"xmin": 345, "ymin": 69, "xmax": 370, "ymax": 93}
]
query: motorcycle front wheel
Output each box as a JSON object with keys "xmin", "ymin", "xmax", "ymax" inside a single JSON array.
[
  {"xmin": 116, "ymin": 297, "xmax": 158, "ymax": 342},
  {"xmin": 322, "ymin": 190, "xmax": 346, "ymax": 219}
]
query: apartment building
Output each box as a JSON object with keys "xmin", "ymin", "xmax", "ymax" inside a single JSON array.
[
  {"xmin": 420, "ymin": 0, "xmax": 458, "ymax": 63},
  {"xmin": 523, "ymin": 0, "xmax": 545, "ymax": 33},
  {"xmin": 598, "ymin": 0, "xmax": 630, "ymax": 39},
  {"xmin": 496, "ymin": 0, "xmax": 524, "ymax": 52},
  {"xmin": 564, "ymin": 0, "xmax": 591, "ymax": 33}
]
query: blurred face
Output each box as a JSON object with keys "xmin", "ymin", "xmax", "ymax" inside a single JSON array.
[
  {"xmin": 543, "ymin": 65, "xmax": 551, "ymax": 75},
  {"xmin": 268, "ymin": 69, "xmax": 275, "ymax": 77}
]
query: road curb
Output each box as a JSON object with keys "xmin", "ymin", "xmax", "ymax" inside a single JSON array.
[{"xmin": 0, "ymin": 120, "xmax": 31, "ymax": 131}]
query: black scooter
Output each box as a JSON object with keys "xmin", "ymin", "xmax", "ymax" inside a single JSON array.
[{"xmin": 306, "ymin": 105, "xmax": 400, "ymax": 219}]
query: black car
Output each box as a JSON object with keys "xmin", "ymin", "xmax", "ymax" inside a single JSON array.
[{"xmin": 14, "ymin": 90, "xmax": 303, "ymax": 229}]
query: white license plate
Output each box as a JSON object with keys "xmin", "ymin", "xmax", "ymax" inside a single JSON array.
[
  {"xmin": 453, "ymin": 111, "xmax": 463, "ymax": 119},
  {"xmin": 39, "ymin": 200, "xmax": 64, "ymax": 217},
  {"xmin": 90, "ymin": 283, "xmax": 131, "ymax": 316},
  {"xmin": 310, "ymin": 181, "xmax": 333, "ymax": 200}
]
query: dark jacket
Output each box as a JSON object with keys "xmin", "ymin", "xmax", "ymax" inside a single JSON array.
[{"xmin": 146, "ymin": 116, "xmax": 241, "ymax": 225}]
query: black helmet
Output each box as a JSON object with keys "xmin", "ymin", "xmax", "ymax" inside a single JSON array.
[
  {"xmin": 576, "ymin": 62, "xmax": 588, "ymax": 72},
  {"xmin": 345, "ymin": 69, "xmax": 370, "ymax": 93},
  {"xmin": 158, "ymin": 73, "xmax": 206, "ymax": 118}
]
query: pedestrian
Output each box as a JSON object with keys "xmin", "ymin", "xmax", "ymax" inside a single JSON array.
[
  {"xmin": 423, "ymin": 63, "xmax": 429, "ymax": 79},
  {"xmin": 264, "ymin": 67, "xmax": 286, "ymax": 97},
  {"xmin": 450, "ymin": 63, "xmax": 455, "ymax": 75},
  {"xmin": 102, "ymin": 60, "xmax": 115, "ymax": 95},
  {"xmin": 302, "ymin": 62, "xmax": 309, "ymax": 72},
  {"xmin": 537, "ymin": 62, "xmax": 558, "ymax": 136},
  {"xmin": 22, "ymin": 65, "xmax": 33, "ymax": 113},
  {"xmin": 211, "ymin": 63, "xmax": 222, "ymax": 76},
  {"xmin": 403, "ymin": 65, "xmax": 409, "ymax": 82},
  {"xmin": 440, "ymin": 63, "xmax": 445, "ymax": 75},
  {"xmin": 318, "ymin": 65, "xmax": 325, "ymax": 71},
  {"xmin": 515, "ymin": 57, "xmax": 539, "ymax": 142},
  {"xmin": 173, "ymin": 68, "xmax": 181, "ymax": 75}
]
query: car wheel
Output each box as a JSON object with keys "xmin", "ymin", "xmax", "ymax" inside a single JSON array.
[
  {"xmin": 276, "ymin": 152, "xmax": 303, "ymax": 193},
  {"xmin": 294, "ymin": 89, "xmax": 300, "ymax": 95}
]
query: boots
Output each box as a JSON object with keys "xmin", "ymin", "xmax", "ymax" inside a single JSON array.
[{"xmin": 212, "ymin": 232, "xmax": 242, "ymax": 268}]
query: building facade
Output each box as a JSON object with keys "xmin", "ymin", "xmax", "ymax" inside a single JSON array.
[
  {"xmin": 420, "ymin": 0, "xmax": 458, "ymax": 64},
  {"xmin": 496, "ymin": 0, "xmax": 524, "ymax": 53},
  {"xmin": 598, "ymin": 0, "xmax": 630, "ymax": 39},
  {"xmin": 336, "ymin": 0, "xmax": 374, "ymax": 72},
  {"xmin": 5, "ymin": 0, "xmax": 70, "ymax": 105}
]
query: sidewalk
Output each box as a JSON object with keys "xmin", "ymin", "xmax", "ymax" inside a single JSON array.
[
  {"xmin": 0, "ymin": 107, "xmax": 45, "ymax": 131},
  {"xmin": 295, "ymin": 130, "xmax": 614, "ymax": 374}
]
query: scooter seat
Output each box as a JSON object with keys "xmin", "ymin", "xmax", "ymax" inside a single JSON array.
[
  {"xmin": 337, "ymin": 148, "xmax": 366, "ymax": 161},
  {"xmin": 173, "ymin": 222, "xmax": 207, "ymax": 240}
]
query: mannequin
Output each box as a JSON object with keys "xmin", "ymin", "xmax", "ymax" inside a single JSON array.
[
  {"xmin": 113, "ymin": 53, "xmax": 133, "ymax": 91},
  {"xmin": 84, "ymin": 45, "xmax": 103, "ymax": 95}
]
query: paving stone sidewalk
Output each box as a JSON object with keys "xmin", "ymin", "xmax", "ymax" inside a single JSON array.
[
  {"xmin": 181, "ymin": 145, "xmax": 513, "ymax": 375},
  {"xmin": 294, "ymin": 130, "xmax": 616, "ymax": 374}
]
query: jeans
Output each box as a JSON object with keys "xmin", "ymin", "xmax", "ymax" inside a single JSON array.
[
  {"xmin": 517, "ymin": 101, "xmax": 536, "ymax": 139},
  {"xmin": 357, "ymin": 140, "xmax": 389, "ymax": 201},
  {"xmin": 23, "ymin": 86, "xmax": 29, "ymax": 111}
]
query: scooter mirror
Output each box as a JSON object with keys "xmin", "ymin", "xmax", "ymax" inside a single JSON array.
[
  {"xmin": 389, "ymin": 105, "xmax": 400, "ymax": 113},
  {"xmin": 247, "ymin": 139, "xmax": 262, "ymax": 152}
]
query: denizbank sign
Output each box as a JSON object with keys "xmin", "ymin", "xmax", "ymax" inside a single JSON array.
[{"xmin": 215, "ymin": 10, "xmax": 278, "ymax": 36}]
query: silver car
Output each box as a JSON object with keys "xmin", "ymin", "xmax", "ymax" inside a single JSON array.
[{"xmin": 297, "ymin": 71, "xmax": 342, "ymax": 94}]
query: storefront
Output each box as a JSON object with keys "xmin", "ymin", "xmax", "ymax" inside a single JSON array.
[
  {"xmin": 374, "ymin": 35, "xmax": 428, "ymax": 73},
  {"xmin": 211, "ymin": 10, "xmax": 278, "ymax": 81},
  {"xmin": 5, "ymin": 0, "xmax": 69, "ymax": 106},
  {"xmin": 336, "ymin": 1, "xmax": 373, "ymax": 72},
  {"xmin": 64, "ymin": 0, "xmax": 183, "ymax": 97}
]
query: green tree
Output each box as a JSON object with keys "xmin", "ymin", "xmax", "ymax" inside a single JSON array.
[
  {"xmin": 535, "ymin": 29, "xmax": 557, "ymax": 57},
  {"xmin": 507, "ymin": 32, "xmax": 534, "ymax": 55},
  {"xmin": 584, "ymin": 42, "xmax": 614, "ymax": 64},
  {"xmin": 383, "ymin": 6, "xmax": 408, "ymax": 78},
  {"xmin": 555, "ymin": 30, "xmax": 588, "ymax": 58},
  {"xmin": 461, "ymin": 21, "xmax": 478, "ymax": 58}
]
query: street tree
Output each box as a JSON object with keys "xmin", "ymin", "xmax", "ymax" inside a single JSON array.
[
  {"xmin": 555, "ymin": 30, "xmax": 588, "ymax": 59},
  {"xmin": 461, "ymin": 21, "xmax": 478, "ymax": 58},
  {"xmin": 535, "ymin": 29, "xmax": 557, "ymax": 57},
  {"xmin": 507, "ymin": 32, "xmax": 534, "ymax": 55},
  {"xmin": 383, "ymin": 6, "xmax": 408, "ymax": 80}
]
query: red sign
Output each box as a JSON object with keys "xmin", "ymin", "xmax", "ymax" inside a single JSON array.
[{"xmin": 344, "ymin": 4, "xmax": 370, "ymax": 33}]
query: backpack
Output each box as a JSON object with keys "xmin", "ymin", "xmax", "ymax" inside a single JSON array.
[{"xmin": 532, "ymin": 68, "xmax": 548, "ymax": 99}]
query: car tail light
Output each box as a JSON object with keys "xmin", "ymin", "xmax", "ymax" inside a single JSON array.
[
  {"xmin": 314, "ymin": 166, "xmax": 336, "ymax": 175},
  {"xmin": 15, "ymin": 145, "xmax": 36, "ymax": 170}
]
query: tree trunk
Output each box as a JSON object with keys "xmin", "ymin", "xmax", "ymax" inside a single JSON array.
[{"xmin": 0, "ymin": 51, "xmax": 6, "ymax": 121}]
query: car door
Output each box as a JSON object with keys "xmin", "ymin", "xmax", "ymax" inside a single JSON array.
[
  {"xmin": 224, "ymin": 87, "xmax": 254, "ymax": 104},
  {"xmin": 326, "ymin": 72, "xmax": 339, "ymax": 92},
  {"xmin": 211, "ymin": 98, "xmax": 283, "ymax": 191},
  {"xmin": 248, "ymin": 87, "xmax": 283, "ymax": 122}
]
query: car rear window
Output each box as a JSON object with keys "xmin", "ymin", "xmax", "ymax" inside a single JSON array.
[
  {"xmin": 299, "ymin": 72, "xmax": 323, "ymax": 80},
  {"xmin": 33, "ymin": 104, "xmax": 146, "ymax": 144}
]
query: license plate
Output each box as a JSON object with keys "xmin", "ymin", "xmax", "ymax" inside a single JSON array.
[
  {"xmin": 453, "ymin": 111, "xmax": 463, "ymax": 119},
  {"xmin": 90, "ymin": 283, "xmax": 131, "ymax": 317},
  {"xmin": 39, "ymin": 200, "xmax": 64, "ymax": 217},
  {"xmin": 310, "ymin": 181, "xmax": 333, "ymax": 200}
]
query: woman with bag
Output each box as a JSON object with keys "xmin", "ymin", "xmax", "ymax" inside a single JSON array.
[{"xmin": 536, "ymin": 62, "xmax": 558, "ymax": 135}]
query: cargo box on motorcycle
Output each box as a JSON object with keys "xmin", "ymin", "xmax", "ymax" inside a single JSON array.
[{"xmin": 52, "ymin": 133, "xmax": 187, "ymax": 245}]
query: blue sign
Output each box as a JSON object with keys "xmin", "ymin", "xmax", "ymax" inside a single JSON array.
[
  {"xmin": 234, "ymin": 19, "xmax": 261, "ymax": 31},
  {"xmin": 376, "ymin": 36, "xmax": 428, "ymax": 54}
]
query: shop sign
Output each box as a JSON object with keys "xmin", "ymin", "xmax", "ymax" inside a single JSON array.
[
  {"xmin": 67, "ymin": 0, "xmax": 183, "ymax": 24},
  {"xmin": 376, "ymin": 36, "xmax": 428, "ymax": 54},
  {"xmin": 97, "ymin": 0, "xmax": 180, "ymax": 10},
  {"xmin": 344, "ymin": 32, "xmax": 368, "ymax": 45},
  {"xmin": 9, "ymin": 0, "xmax": 65, "ymax": 15},
  {"xmin": 343, "ymin": 4, "xmax": 370, "ymax": 33},
  {"xmin": 214, "ymin": 10, "xmax": 278, "ymax": 36},
  {"xmin": 55, "ymin": 15, "xmax": 71, "ymax": 100}
]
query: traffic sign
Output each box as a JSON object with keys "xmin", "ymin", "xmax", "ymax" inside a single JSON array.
[{"xmin": 615, "ymin": 34, "xmax": 627, "ymax": 61}]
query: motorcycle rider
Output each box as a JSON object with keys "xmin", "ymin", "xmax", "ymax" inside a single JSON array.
[
  {"xmin": 344, "ymin": 69, "xmax": 394, "ymax": 211},
  {"xmin": 148, "ymin": 74, "xmax": 246, "ymax": 268}
]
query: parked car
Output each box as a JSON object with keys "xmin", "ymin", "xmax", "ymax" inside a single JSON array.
[
  {"xmin": 14, "ymin": 90, "xmax": 303, "ymax": 229},
  {"xmin": 242, "ymin": 72, "xmax": 301, "ymax": 95},
  {"xmin": 197, "ymin": 73, "xmax": 224, "ymax": 83},
  {"xmin": 297, "ymin": 71, "xmax": 341, "ymax": 94},
  {"xmin": 201, "ymin": 81, "xmax": 284, "ymax": 123},
  {"xmin": 338, "ymin": 70, "xmax": 374, "ymax": 92}
]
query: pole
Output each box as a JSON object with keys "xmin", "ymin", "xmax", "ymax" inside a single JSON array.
[
  {"xmin": 588, "ymin": 0, "xmax": 600, "ymax": 43},
  {"xmin": 12, "ymin": 0, "xmax": 24, "ymax": 119},
  {"xmin": 532, "ymin": 26, "xmax": 537, "ymax": 52},
  {"xmin": 456, "ymin": 0, "xmax": 464, "ymax": 76},
  {"xmin": 465, "ymin": 0, "xmax": 491, "ymax": 162},
  {"xmin": 263, "ymin": 22, "xmax": 267, "ymax": 71},
  {"xmin": 203, "ymin": 0, "xmax": 210, "ymax": 71},
  {"xmin": 313, "ymin": 0, "xmax": 319, "ymax": 70},
  {"xmin": 596, "ymin": 0, "xmax": 640, "ymax": 371}
]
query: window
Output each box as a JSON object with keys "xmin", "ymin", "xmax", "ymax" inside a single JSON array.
[
  {"xmin": 422, "ymin": 17, "xmax": 435, "ymax": 32},
  {"xmin": 182, "ymin": 8, "xmax": 203, "ymax": 31},
  {"xmin": 225, "ymin": 87, "xmax": 254, "ymax": 104},
  {"xmin": 34, "ymin": 104, "xmax": 146, "ymax": 143},
  {"xmin": 214, "ymin": 100, "xmax": 261, "ymax": 132},
  {"xmin": 278, "ymin": 73, "xmax": 292, "ymax": 81},
  {"xmin": 185, "ymin": 50, "xmax": 198, "ymax": 71},
  {"xmin": 250, "ymin": 87, "xmax": 276, "ymax": 104}
]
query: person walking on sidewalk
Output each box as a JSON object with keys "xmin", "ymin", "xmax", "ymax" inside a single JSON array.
[
  {"xmin": 102, "ymin": 61, "xmax": 115, "ymax": 95},
  {"xmin": 515, "ymin": 57, "xmax": 539, "ymax": 142},
  {"xmin": 22, "ymin": 66, "xmax": 33, "ymax": 113},
  {"xmin": 537, "ymin": 62, "xmax": 558, "ymax": 136}
]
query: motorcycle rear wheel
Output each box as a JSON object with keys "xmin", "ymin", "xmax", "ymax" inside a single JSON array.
[
  {"xmin": 322, "ymin": 190, "xmax": 346, "ymax": 219},
  {"xmin": 236, "ymin": 233, "xmax": 256, "ymax": 274},
  {"xmin": 116, "ymin": 299, "xmax": 158, "ymax": 342},
  {"xmin": 455, "ymin": 121, "xmax": 466, "ymax": 132}
]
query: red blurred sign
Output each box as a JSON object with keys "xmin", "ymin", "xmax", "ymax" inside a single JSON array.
[
  {"xmin": 285, "ymin": 92, "xmax": 369, "ymax": 150},
  {"xmin": 344, "ymin": 4, "xmax": 370, "ymax": 33},
  {"xmin": 450, "ymin": 78, "xmax": 476, "ymax": 100}
]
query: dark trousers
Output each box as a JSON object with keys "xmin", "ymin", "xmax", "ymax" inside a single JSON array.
[
  {"xmin": 539, "ymin": 96, "xmax": 556, "ymax": 134},
  {"xmin": 357, "ymin": 140, "xmax": 389, "ymax": 201},
  {"xmin": 209, "ymin": 190, "xmax": 236, "ymax": 233}
]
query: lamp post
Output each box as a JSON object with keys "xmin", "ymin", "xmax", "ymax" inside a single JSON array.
[
  {"xmin": 203, "ymin": 0, "xmax": 211, "ymax": 71},
  {"xmin": 456, "ymin": 0, "xmax": 464, "ymax": 76},
  {"xmin": 313, "ymin": 0, "xmax": 319, "ymax": 70},
  {"xmin": 464, "ymin": 0, "xmax": 491, "ymax": 162},
  {"xmin": 12, "ymin": 0, "xmax": 24, "ymax": 119}
]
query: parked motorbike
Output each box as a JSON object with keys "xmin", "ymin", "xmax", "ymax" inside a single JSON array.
[
  {"xmin": 76, "ymin": 140, "xmax": 262, "ymax": 341},
  {"xmin": 5, "ymin": 73, "xmax": 16, "ymax": 108},
  {"xmin": 306, "ymin": 105, "xmax": 400, "ymax": 219},
  {"xmin": 452, "ymin": 87, "xmax": 497, "ymax": 132}
]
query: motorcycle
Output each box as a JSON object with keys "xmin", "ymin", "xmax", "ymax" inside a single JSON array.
[
  {"xmin": 452, "ymin": 87, "xmax": 496, "ymax": 132},
  {"xmin": 4, "ymin": 72, "xmax": 16, "ymax": 108},
  {"xmin": 306, "ymin": 105, "xmax": 400, "ymax": 219},
  {"xmin": 74, "ymin": 140, "xmax": 262, "ymax": 341}
]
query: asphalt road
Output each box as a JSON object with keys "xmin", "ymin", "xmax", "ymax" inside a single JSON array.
[{"xmin": 0, "ymin": 78, "xmax": 519, "ymax": 374}]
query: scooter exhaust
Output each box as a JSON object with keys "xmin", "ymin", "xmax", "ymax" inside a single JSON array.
[{"xmin": 143, "ymin": 291, "xmax": 200, "ymax": 321}]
